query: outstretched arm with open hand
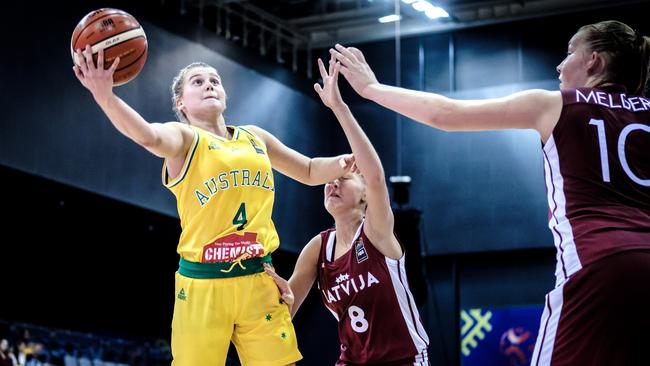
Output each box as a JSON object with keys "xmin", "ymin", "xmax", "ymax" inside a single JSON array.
[{"xmin": 329, "ymin": 43, "xmax": 561, "ymax": 141}]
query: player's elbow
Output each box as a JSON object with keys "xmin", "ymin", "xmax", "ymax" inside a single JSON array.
[{"xmin": 429, "ymin": 103, "xmax": 462, "ymax": 132}]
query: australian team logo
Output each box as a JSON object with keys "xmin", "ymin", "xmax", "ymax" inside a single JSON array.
[
  {"xmin": 202, "ymin": 232, "xmax": 265, "ymax": 263},
  {"xmin": 248, "ymin": 138, "xmax": 265, "ymax": 154}
]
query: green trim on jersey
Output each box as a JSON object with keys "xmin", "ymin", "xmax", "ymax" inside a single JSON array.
[
  {"xmin": 178, "ymin": 255, "xmax": 273, "ymax": 278},
  {"xmin": 238, "ymin": 126, "xmax": 257, "ymax": 139},
  {"xmin": 164, "ymin": 129, "xmax": 200, "ymax": 188}
]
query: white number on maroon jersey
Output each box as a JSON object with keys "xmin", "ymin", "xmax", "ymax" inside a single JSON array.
[
  {"xmin": 589, "ymin": 119, "xmax": 650, "ymax": 186},
  {"xmin": 348, "ymin": 306, "xmax": 369, "ymax": 333}
]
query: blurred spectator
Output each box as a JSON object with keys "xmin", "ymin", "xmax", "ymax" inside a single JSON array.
[
  {"xmin": 0, "ymin": 321, "xmax": 173, "ymax": 366},
  {"xmin": 0, "ymin": 339, "xmax": 16, "ymax": 366}
]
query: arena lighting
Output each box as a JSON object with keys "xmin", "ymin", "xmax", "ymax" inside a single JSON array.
[
  {"xmin": 411, "ymin": 0, "xmax": 450, "ymax": 19},
  {"xmin": 424, "ymin": 6, "xmax": 449, "ymax": 19},
  {"xmin": 378, "ymin": 14, "xmax": 402, "ymax": 23}
]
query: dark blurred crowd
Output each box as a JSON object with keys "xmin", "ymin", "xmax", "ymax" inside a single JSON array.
[{"xmin": 0, "ymin": 321, "xmax": 171, "ymax": 366}]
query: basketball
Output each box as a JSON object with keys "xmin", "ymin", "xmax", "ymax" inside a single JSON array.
[{"xmin": 71, "ymin": 8, "xmax": 147, "ymax": 86}]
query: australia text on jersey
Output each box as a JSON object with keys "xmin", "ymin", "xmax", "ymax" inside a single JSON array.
[
  {"xmin": 575, "ymin": 90, "xmax": 650, "ymax": 111},
  {"xmin": 322, "ymin": 272, "xmax": 380, "ymax": 303},
  {"xmin": 194, "ymin": 169, "xmax": 274, "ymax": 206}
]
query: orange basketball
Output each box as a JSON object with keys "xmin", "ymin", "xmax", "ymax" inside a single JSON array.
[{"xmin": 71, "ymin": 8, "xmax": 148, "ymax": 86}]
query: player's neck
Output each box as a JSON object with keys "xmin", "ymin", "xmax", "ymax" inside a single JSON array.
[
  {"xmin": 334, "ymin": 213, "xmax": 363, "ymax": 248},
  {"xmin": 189, "ymin": 114, "xmax": 228, "ymax": 137}
]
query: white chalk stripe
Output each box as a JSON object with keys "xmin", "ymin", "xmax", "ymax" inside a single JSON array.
[{"xmin": 72, "ymin": 27, "xmax": 146, "ymax": 66}]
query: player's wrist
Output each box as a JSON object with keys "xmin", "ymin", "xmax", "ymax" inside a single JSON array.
[
  {"xmin": 360, "ymin": 82, "xmax": 380, "ymax": 100},
  {"xmin": 330, "ymin": 101, "xmax": 348, "ymax": 113},
  {"xmin": 95, "ymin": 92, "xmax": 116, "ymax": 108}
]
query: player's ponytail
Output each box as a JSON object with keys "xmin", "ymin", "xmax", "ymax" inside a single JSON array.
[{"xmin": 579, "ymin": 21, "xmax": 649, "ymax": 95}]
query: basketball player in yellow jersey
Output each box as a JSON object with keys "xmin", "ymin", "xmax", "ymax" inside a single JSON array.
[{"xmin": 73, "ymin": 46, "xmax": 355, "ymax": 366}]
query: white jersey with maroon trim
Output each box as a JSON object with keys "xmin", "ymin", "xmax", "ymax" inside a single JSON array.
[{"xmin": 316, "ymin": 223, "xmax": 429, "ymax": 365}]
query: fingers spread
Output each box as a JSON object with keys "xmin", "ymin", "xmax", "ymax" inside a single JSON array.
[
  {"xmin": 84, "ymin": 45, "xmax": 94, "ymax": 69},
  {"xmin": 97, "ymin": 48, "xmax": 104, "ymax": 69},
  {"xmin": 72, "ymin": 66, "xmax": 84, "ymax": 80},
  {"xmin": 76, "ymin": 49, "xmax": 88, "ymax": 73},
  {"xmin": 332, "ymin": 62, "xmax": 341, "ymax": 82},
  {"xmin": 317, "ymin": 58, "xmax": 328, "ymax": 80},
  {"xmin": 329, "ymin": 48, "xmax": 349, "ymax": 67},
  {"xmin": 109, "ymin": 57, "xmax": 120, "ymax": 72},
  {"xmin": 335, "ymin": 44, "xmax": 359, "ymax": 64},
  {"xmin": 349, "ymin": 47, "xmax": 366, "ymax": 62}
]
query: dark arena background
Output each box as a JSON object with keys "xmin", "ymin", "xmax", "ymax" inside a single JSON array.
[{"xmin": 1, "ymin": 0, "xmax": 648, "ymax": 365}]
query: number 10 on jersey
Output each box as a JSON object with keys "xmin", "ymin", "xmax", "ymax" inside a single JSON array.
[{"xmin": 589, "ymin": 119, "xmax": 650, "ymax": 187}]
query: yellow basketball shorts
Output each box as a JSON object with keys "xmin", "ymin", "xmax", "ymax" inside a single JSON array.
[{"xmin": 171, "ymin": 271, "xmax": 302, "ymax": 366}]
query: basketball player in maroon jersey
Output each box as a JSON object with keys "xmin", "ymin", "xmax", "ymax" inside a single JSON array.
[
  {"xmin": 329, "ymin": 20, "xmax": 650, "ymax": 365},
  {"xmin": 265, "ymin": 54, "xmax": 430, "ymax": 365}
]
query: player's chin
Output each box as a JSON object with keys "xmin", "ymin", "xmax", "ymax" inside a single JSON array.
[
  {"xmin": 202, "ymin": 102, "xmax": 226, "ymax": 115},
  {"xmin": 203, "ymin": 98, "xmax": 224, "ymax": 107},
  {"xmin": 324, "ymin": 199, "xmax": 339, "ymax": 214}
]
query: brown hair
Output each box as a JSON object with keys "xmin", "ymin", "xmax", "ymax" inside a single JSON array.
[
  {"xmin": 170, "ymin": 62, "xmax": 214, "ymax": 122},
  {"xmin": 578, "ymin": 21, "xmax": 650, "ymax": 95}
]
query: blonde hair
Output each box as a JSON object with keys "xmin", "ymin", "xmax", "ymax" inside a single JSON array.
[
  {"xmin": 578, "ymin": 20, "xmax": 650, "ymax": 95},
  {"xmin": 170, "ymin": 62, "xmax": 213, "ymax": 123}
]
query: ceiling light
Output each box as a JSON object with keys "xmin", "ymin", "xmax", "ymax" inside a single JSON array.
[
  {"xmin": 425, "ymin": 7, "xmax": 449, "ymax": 19},
  {"xmin": 412, "ymin": 1, "xmax": 434, "ymax": 12},
  {"xmin": 412, "ymin": 1, "xmax": 449, "ymax": 19},
  {"xmin": 378, "ymin": 14, "xmax": 402, "ymax": 23}
]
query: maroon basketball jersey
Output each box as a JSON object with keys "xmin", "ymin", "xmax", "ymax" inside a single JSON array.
[
  {"xmin": 543, "ymin": 86, "xmax": 650, "ymax": 286},
  {"xmin": 317, "ymin": 223, "xmax": 429, "ymax": 365}
]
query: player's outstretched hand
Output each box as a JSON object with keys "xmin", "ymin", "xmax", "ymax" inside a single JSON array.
[
  {"xmin": 329, "ymin": 44, "xmax": 378, "ymax": 98},
  {"xmin": 314, "ymin": 54, "xmax": 344, "ymax": 109},
  {"xmin": 73, "ymin": 45, "xmax": 119, "ymax": 105}
]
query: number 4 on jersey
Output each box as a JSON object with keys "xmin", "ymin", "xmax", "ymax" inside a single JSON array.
[{"xmin": 232, "ymin": 202, "xmax": 248, "ymax": 230}]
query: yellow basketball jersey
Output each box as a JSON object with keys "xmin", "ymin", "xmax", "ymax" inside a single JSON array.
[{"xmin": 162, "ymin": 125, "xmax": 279, "ymax": 263}]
